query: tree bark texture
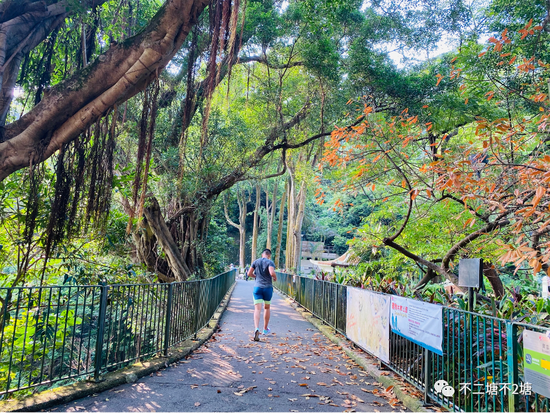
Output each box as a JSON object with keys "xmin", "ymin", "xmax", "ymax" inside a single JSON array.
[
  {"xmin": 292, "ymin": 180, "xmax": 306, "ymax": 272},
  {"xmin": 224, "ymin": 188, "xmax": 248, "ymax": 268},
  {"xmin": 0, "ymin": 0, "xmax": 210, "ymax": 181},
  {"xmin": 274, "ymin": 179, "xmax": 287, "ymax": 268},
  {"xmin": 0, "ymin": 1, "xmax": 110, "ymax": 130},
  {"xmin": 251, "ymin": 182, "xmax": 260, "ymax": 262},
  {"xmin": 265, "ymin": 181, "xmax": 278, "ymax": 250},
  {"xmin": 285, "ymin": 175, "xmax": 295, "ymax": 271}
]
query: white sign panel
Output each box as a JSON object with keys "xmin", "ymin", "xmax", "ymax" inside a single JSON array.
[
  {"xmin": 523, "ymin": 329, "xmax": 550, "ymax": 398},
  {"xmin": 390, "ymin": 296, "xmax": 443, "ymax": 355},
  {"xmin": 346, "ymin": 288, "xmax": 390, "ymax": 363}
]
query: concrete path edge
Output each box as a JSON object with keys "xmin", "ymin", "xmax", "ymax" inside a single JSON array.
[
  {"xmin": 0, "ymin": 282, "xmax": 237, "ymax": 413},
  {"xmin": 275, "ymin": 289, "xmax": 428, "ymax": 413}
]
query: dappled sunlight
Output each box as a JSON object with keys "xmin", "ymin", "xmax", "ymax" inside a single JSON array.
[{"xmin": 48, "ymin": 281, "xmax": 401, "ymax": 412}]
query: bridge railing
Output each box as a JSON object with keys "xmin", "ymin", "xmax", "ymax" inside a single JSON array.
[
  {"xmin": 274, "ymin": 271, "xmax": 550, "ymax": 412},
  {"xmin": 0, "ymin": 270, "xmax": 236, "ymax": 397}
]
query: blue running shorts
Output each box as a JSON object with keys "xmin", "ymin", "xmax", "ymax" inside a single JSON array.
[{"xmin": 253, "ymin": 286, "xmax": 273, "ymax": 305}]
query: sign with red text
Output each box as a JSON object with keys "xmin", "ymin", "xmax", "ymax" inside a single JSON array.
[
  {"xmin": 346, "ymin": 288, "xmax": 390, "ymax": 362},
  {"xmin": 390, "ymin": 296, "xmax": 443, "ymax": 355}
]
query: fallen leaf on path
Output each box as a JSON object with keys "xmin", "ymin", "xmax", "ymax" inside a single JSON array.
[
  {"xmin": 190, "ymin": 385, "xmax": 198, "ymax": 389},
  {"xmin": 217, "ymin": 390, "xmax": 221, "ymax": 393},
  {"xmin": 299, "ymin": 383, "xmax": 308, "ymax": 387},
  {"xmin": 194, "ymin": 402, "xmax": 200, "ymax": 407},
  {"xmin": 288, "ymin": 398, "xmax": 298, "ymax": 402},
  {"xmin": 317, "ymin": 382, "xmax": 328, "ymax": 386},
  {"xmin": 233, "ymin": 385, "xmax": 257, "ymax": 396}
]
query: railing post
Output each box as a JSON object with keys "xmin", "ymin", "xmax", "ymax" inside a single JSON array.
[
  {"xmin": 506, "ymin": 322, "xmax": 518, "ymax": 412},
  {"xmin": 193, "ymin": 280, "xmax": 201, "ymax": 340},
  {"xmin": 313, "ymin": 278, "xmax": 316, "ymax": 315},
  {"xmin": 335, "ymin": 284, "xmax": 339, "ymax": 332},
  {"xmin": 423, "ymin": 348, "xmax": 432, "ymax": 405},
  {"xmin": 94, "ymin": 282, "xmax": 108, "ymax": 382},
  {"xmin": 322, "ymin": 281, "xmax": 325, "ymax": 321},
  {"xmin": 163, "ymin": 283, "xmax": 174, "ymax": 356}
]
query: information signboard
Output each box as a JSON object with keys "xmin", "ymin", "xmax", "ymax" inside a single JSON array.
[
  {"xmin": 523, "ymin": 329, "xmax": 550, "ymax": 398},
  {"xmin": 346, "ymin": 288, "xmax": 390, "ymax": 362},
  {"xmin": 390, "ymin": 296, "xmax": 443, "ymax": 355}
]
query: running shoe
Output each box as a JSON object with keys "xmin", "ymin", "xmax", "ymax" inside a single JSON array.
[
  {"xmin": 263, "ymin": 327, "xmax": 271, "ymax": 335},
  {"xmin": 254, "ymin": 328, "xmax": 260, "ymax": 341}
]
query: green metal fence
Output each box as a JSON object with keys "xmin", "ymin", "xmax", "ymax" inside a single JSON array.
[
  {"xmin": 274, "ymin": 271, "xmax": 550, "ymax": 412},
  {"xmin": 0, "ymin": 270, "xmax": 236, "ymax": 397}
]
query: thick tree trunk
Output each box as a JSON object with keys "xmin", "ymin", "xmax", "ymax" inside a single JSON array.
[
  {"xmin": 251, "ymin": 182, "xmax": 260, "ymax": 262},
  {"xmin": 292, "ymin": 180, "xmax": 307, "ymax": 272},
  {"xmin": 285, "ymin": 175, "xmax": 295, "ymax": 271},
  {"xmin": 134, "ymin": 196, "xmax": 213, "ymax": 281},
  {"xmin": 483, "ymin": 262, "xmax": 505, "ymax": 299},
  {"xmin": 265, "ymin": 181, "xmax": 278, "ymax": 250},
  {"xmin": 142, "ymin": 197, "xmax": 190, "ymax": 281},
  {"xmin": 274, "ymin": 180, "xmax": 287, "ymax": 268},
  {"xmin": 0, "ymin": 0, "xmax": 210, "ymax": 181},
  {"xmin": 224, "ymin": 188, "xmax": 248, "ymax": 268},
  {"xmin": 0, "ymin": 1, "xmax": 108, "ymax": 130}
]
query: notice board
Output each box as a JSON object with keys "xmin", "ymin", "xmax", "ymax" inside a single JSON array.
[
  {"xmin": 524, "ymin": 329, "xmax": 550, "ymax": 398},
  {"xmin": 390, "ymin": 296, "xmax": 443, "ymax": 355},
  {"xmin": 346, "ymin": 287, "xmax": 390, "ymax": 363}
]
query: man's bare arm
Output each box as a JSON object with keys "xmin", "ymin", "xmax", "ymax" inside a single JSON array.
[
  {"xmin": 269, "ymin": 266, "xmax": 277, "ymax": 282},
  {"xmin": 248, "ymin": 267, "xmax": 256, "ymax": 278}
]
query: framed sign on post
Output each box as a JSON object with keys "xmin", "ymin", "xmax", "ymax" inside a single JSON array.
[{"xmin": 459, "ymin": 258, "xmax": 483, "ymax": 311}]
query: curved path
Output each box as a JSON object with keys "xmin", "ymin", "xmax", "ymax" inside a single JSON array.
[{"xmin": 50, "ymin": 280, "xmax": 406, "ymax": 412}]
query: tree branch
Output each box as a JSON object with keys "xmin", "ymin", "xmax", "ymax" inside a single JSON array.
[
  {"xmin": 382, "ymin": 237, "xmax": 461, "ymax": 287},
  {"xmin": 0, "ymin": 0, "xmax": 210, "ymax": 181},
  {"xmin": 239, "ymin": 55, "xmax": 304, "ymax": 69},
  {"xmin": 223, "ymin": 197, "xmax": 241, "ymax": 229},
  {"xmin": 441, "ymin": 219, "xmax": 509, "ymax": 271}
]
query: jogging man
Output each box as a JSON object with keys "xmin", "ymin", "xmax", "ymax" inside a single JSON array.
[{"xmin": 247, "ymin": 249, "xmax": 277, "ymax": 341}]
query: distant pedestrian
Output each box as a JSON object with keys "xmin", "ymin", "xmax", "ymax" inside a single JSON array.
[
  {"xmin": 247, "ymin": 249, "xmax": 276, "ymax": 341},
  {"xmin": 244, "ymin": 264, "xmax": 250, "ymax": 281}
]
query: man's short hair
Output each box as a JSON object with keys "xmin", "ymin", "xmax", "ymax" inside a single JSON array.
[{"xmin": 262, "ymin": 249, "xmax": 272, "ymax": 256}]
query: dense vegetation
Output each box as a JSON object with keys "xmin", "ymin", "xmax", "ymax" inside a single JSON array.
[{"xmin": 1, "ymin": 0, "xmax": 549, "ymax": 328}]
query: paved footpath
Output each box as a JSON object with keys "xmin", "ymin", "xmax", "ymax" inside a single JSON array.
[{"xmin": 51, "ymin": 280, "xmax": 407, "ymax": 412}]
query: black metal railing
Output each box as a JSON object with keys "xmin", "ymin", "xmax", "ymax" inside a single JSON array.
[
  {"xmin": 274, "ymin": 272, "xmax": 347, "ymax": 334},
  {"xmin": 0, "ymin": 270, "xmax": 236, "ymax": 397},
  {"xmin": 274, "ymin": 271, "xmax": 550, "ymax": 412}
]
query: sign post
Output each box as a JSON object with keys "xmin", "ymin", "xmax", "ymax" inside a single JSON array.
[{"xmin": 458, "ymin": 259, "xmax": 482, "ymax": 312}]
